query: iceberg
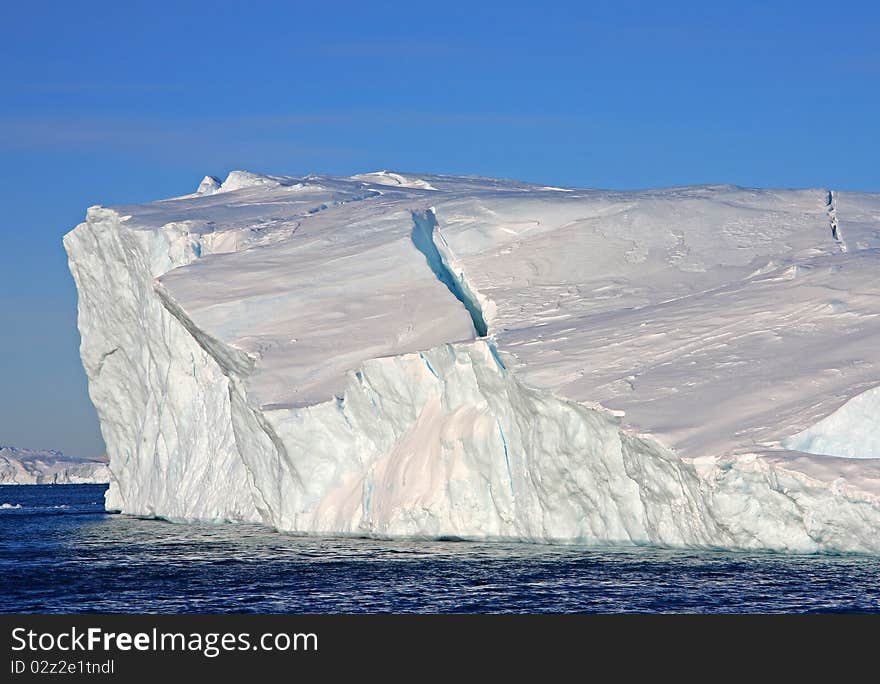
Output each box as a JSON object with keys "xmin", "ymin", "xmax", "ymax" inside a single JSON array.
[
  {"xmin": 64, "ymin": 171, "xmax": 880, "ymax": 552},
  {"xmin": 0, "ymin": 446, "xmax": 109, "ymax": 485}
]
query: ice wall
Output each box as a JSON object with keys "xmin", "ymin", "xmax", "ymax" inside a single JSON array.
[{"xmin": 64, "ymin": 208, "xmax": 261, "ymax": 521}]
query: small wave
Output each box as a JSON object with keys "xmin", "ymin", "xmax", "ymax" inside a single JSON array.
[{"xmin": 0, "ymin": 503, "xmax": 70, "ymax": 510}]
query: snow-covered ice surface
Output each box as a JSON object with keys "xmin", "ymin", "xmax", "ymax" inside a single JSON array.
[
  {"xmin": 0, "ymin": 446, "xmax": 109, "ymax": 485},
  {"xmin": 64, "ymin": 171, "xmax": 880, "ymax": 552}
]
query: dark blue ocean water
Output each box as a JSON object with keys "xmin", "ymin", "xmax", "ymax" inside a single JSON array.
[{"xmin": 2, "ymin": 484, "xmax": 879, "ymax": 613}]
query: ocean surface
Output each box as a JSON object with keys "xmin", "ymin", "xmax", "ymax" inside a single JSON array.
[{"xmin": 2, "ymin": 484, "xmax": 879, "ymax": 613}]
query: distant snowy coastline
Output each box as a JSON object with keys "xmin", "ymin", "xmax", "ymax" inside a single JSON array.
[{"xmin": 0, "ymin": 446, "xmax": 109, "ymax": 485}]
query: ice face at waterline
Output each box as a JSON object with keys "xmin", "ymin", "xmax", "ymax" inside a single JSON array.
[{"xmin": 64, "ymin": 171, "xmax": 880, "ymax": 552}]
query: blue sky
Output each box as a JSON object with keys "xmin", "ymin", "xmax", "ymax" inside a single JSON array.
[{"xmin": 1, "ymin": 1, "xmax": 878, "ymax": 457}]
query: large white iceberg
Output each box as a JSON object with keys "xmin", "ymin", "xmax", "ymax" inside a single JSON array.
[{"xmin": 64, "ymin": 171, "xmax": 880, "ymax": 551}]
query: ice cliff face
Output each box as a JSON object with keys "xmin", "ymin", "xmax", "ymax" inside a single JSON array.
[
  {"xmin": 0, "ymin": 446, "xmax": 109, "ymax": 485},
  {"xmin": 64, "ymin": 172, "xmax": 880, "ymax": 552}
]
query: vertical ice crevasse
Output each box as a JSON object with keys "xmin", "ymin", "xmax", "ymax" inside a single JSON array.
[
  {"xmin": 826, "ymin": 190, "xmax": 846, "ymax": 253},
  {"xmin": 410, "ymin": 208, "xmax": 489, "ymax": 337}
]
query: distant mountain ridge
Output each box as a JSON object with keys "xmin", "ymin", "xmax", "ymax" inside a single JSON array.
[{"xmin": 0, "ymin": 446, "xmax": 109, "ymax": 485}]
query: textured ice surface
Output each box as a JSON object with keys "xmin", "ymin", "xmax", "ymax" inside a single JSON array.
[
  {"xmin": 783, "ymin": 385, "xmax": 880, "ymax": 459},
  {"xmin": 0, "ymin": 446, "xmax": 109, "ymax": 485},
  {"xmin": 64, "ymin": 171, "xmax": 880, "ymax": 551}
]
